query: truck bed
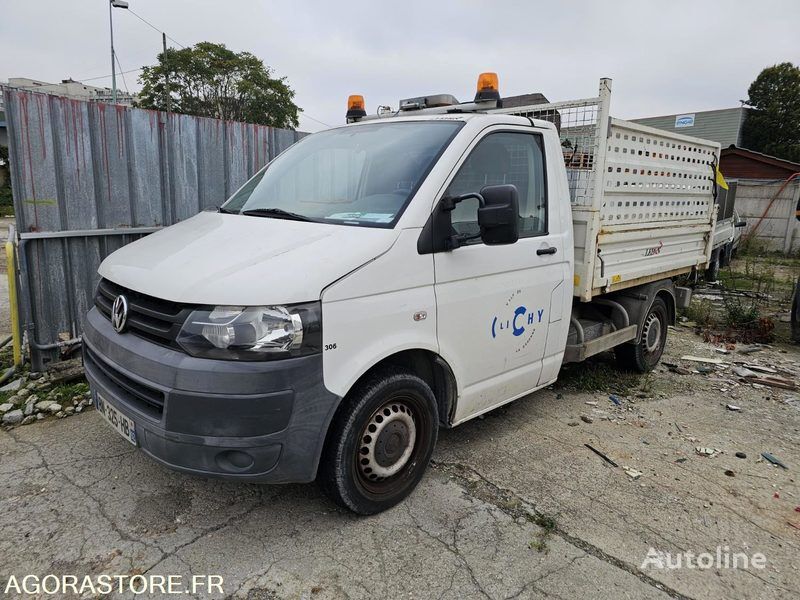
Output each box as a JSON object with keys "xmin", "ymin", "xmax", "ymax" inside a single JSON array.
[{"xmin": 498, "ymin": 79, "xmax": 719, "ymax": 301}]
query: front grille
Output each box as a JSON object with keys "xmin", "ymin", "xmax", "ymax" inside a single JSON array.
[
  {"xmin": 95, "ymin": 278, "xmax": 195, "ymax": 348},
  {"xmin": 84, "ymin": 345, "xmax": 165, "ymax": 419}
]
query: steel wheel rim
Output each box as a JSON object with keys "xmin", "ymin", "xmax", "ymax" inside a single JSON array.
[
  {"xmin": 642, "ymin": 311, "xmax": 662, "ymax": 354},
  {"xmin": 357, "ymin": 400, "xmax": 417, "ymax": 483}
]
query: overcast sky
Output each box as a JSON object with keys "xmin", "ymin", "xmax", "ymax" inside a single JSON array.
[{"xmin": 1, "ymin": 0, "xmax": 798, "ymax": 132}]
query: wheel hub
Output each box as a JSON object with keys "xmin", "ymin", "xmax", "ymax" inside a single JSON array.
[
  {"xmin": 358, "ymin": 403, "xmax": 416, "ymax": 481},
  {"xmin": 642, "ymin": 312, "xmax": 662, "ymax": 353}
]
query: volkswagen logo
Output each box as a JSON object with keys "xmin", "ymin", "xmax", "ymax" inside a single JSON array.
[{"xmin": 111, "ymin": 295, "xmax": 129, "ymax": 333}]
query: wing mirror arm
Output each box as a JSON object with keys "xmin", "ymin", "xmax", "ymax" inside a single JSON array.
[
  {"xmin": 443, "ymin": 193, "xmax": 485, "ymax": 250},
  {"xmin": 417, "ymin": 185, "xmax": 520, "ymax": 255}
]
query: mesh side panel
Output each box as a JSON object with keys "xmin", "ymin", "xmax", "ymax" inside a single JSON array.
[
  {"xmin": 601, "ymin": 120, "xmax": 718, "ymax": 226},
  {"xmin": 503, "ymin": 100, "xmax": 601, "ymax": 206}
]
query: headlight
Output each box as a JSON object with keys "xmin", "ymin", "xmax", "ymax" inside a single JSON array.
[{"xmin": 177, "ymin": 302, "xmax": 322, "ymax": 361}]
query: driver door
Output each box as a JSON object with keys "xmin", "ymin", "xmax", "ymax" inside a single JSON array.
[{"xmin": 433, "ymin": 127, "xmax": 566, "ymax": 423}]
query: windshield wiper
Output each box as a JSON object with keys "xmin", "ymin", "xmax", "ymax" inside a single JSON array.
[
  {"xmin": 217, "ymin": 206, "xmax": 237, "ymax": 214},
  {"xmin": 240, "ymin": 207, "xmax": 315, "ymax": 222}
]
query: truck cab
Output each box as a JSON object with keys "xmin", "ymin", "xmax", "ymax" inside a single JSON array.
[{"xmin": 84, "ymin": 74, "xmax": 712, "ymax": 514}]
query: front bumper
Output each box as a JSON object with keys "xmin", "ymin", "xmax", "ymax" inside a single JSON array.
[{"xmin": 82, "ymin": 307, "xmax": 340, "ymax": 483}]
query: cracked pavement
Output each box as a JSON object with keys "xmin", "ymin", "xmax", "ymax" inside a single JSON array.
[{"xmin": 1, "ymin": 328, "xmax": 798, "ymax": 599}]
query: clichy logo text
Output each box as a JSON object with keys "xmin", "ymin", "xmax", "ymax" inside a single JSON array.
[{"xmin": 491, "ymin": 305, "xmax": 545, "ymax": 339}]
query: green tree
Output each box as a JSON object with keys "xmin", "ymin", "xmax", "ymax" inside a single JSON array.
[
  {"xmin": 741, "ymin": 62, "xmax": 800, "ymax": 162},
  {"xmin": 0, "ymin": 146, "xmax": 13, "ymax": 216},
  {"xmin": 138, "ymin": 42, "xmax": 299, "ymax": 129}
]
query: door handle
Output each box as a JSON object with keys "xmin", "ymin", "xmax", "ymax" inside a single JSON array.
[{"xmin": 537, "ymin": 247, "xmax": 557, "ymax": 256}]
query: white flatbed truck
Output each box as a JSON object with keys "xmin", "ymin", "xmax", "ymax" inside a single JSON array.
[{"xmin": 84, "ymin": 74, "xmax": 722, "ymax": 514}]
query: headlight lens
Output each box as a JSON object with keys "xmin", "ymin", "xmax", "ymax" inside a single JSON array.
[{"xmin": 177, "ymin": 302, "xmax": 321, "ymax": 361}]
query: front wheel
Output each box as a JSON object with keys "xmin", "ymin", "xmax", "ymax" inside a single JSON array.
[
  {"xmin": 615, "ymin": 297, "xmax": 669, "ymax": 372},
  {"xmin": 317, "ymin": 368, "xmax": 438, "ymax": 515}
]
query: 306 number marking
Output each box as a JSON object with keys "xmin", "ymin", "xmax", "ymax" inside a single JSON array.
[{"xmin": 325, "ymin": 343, "xmax": 337, "ymax": 351}]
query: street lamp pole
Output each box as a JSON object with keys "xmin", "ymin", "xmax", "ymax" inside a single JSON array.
[
  {"xmin": 109, "ymin": 0, "xmax": 116, "ymax": 104},
  {"xmin": 109, "ymin": 0, "xmax": 129, "ymax": 104}
]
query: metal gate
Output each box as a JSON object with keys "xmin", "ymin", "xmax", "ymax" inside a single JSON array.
[{"xmin": 3, "ymin": 87, "xmax": 307, "ymax": 370}]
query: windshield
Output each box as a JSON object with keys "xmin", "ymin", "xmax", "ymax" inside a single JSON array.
[{"xmin": 222, "ymin": 120, "xmax": 463, "ymax": 227}]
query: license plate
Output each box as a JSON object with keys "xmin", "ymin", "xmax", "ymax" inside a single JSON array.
[{"xmin": 95, "ymin": 392, "xmax": 137, "ymax": 446}]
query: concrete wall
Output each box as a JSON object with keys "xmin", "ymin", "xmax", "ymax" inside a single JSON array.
[{"xmin": 733, "ymin": 178, "xmax": 800, "ymax": 253}]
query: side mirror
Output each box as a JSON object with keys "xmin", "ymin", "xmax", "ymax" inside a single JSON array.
[{"xmin": 478, "ymin": 184, "xmax": 519, "ymax": 245}]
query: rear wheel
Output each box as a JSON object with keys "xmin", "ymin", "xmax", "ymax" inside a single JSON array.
[
  {"xmin": 705, "ymin": 249, "xmax": 720, "ymax": 282},
  {"xmin": 615, "ymin": 297, "xmax": 668, "ymax": 373},
  {"xmin": 720, "ymin": 243, "xmax": 732, "ymax": 268},
  {"xmin": 317, "ymin": 368, "xmax": 438, "ymax": 515}
]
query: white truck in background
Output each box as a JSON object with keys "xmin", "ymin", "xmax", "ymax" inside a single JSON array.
[
  {"xmin": 84, "ymin": 75, "xmax": 723, "ymax": 514},
  {"xmin": 706, "ymin": 182, "xmax": 747, "ymax": 280}
]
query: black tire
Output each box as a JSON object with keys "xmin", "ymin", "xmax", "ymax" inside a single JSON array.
[
  {"xmin": 615, "ymin": 297, "xmax": 669, "ymax": 373},
  {"xmin": 317, "ymin": 368, "xmax": 438, "ymax": 515},
  {"xmin": 705, "ymin": 250, "xmax": 720, "ymax": 282},
  {"xmin": 720, "ymin": 243, "xmax": 733, "ymax": 268}
]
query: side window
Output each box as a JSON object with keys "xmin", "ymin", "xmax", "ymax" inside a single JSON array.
[{"xmin": 445, "ymin": 132, "xmax": 547, "ymax": 240}]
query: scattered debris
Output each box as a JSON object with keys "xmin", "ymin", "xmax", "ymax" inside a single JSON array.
[
  {"xmin": 696, "ymin": 447, "xmax": 720, "ymax": 457},
  {"xmin": 739, "ymin": 345, "xmax": 766, "ymax": 354},
  {"xmin": 761, "ymin": 452, "xmax": 788, "ymax": 469},
  {"xmin": 585, "ymin": 401, "xmax": 598, "ymax": 406},
  {"xmin": 623, "ymin": 466, "xmax": 642, "ymax": 480},
  {"xmin": 742, "ymin": 364, "xmax": 778, "ymax": 374},
  {"xmin": 724, "ymin": 470, "xmax": 735, "ymax": 477},
  {"xmin": 681, "ymin": 355, "xmax": 725, "ymax": 365},
  {"xmin": 733, "ymin": 366, "xmax": 757, "ymax": 378},
  {"xmin": 675, "ymin": 457, "xmax": 687, "ymax": 463},
  {"xmin": 580, "ymin": 414, "xmax": 594, "ymax": 424},
  {"xmin": 568, "ymin": 421, "xmax": 579, "ymax": 426},
  {"xmin": 0, "ymin": 378, "xmax": 23, "ymax": 393},
  {"xmin": 2, "ymin": 409, "xmax": 23, "ymax": 425},
  {"xmin": 726, "ymin": 404, "xmax": 742, "ymax": 412},
  {"xmin": 744, "ymin": 375, "xmax": 796, "ymax": 390},
  {"xmin": 609, "ymin": 394, "xmax": 622, "ymax": 406},
  {"xmin": 735, "ymin": 452, "xmax": 747, "ymax": 459},
  {"xmin": 584, "ymin": 444, "xmax": 618, "ymax": 467},
  {"xmin": 664, "ymin": 362, "xmax": 692, "ymax": 375}
]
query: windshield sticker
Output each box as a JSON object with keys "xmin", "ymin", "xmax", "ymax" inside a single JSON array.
[
  {"xmin": 327, "ymin": 212, "xmax": 363, "ymax": 220},
  {"xmin": 327, "ymin": 212, "xmax": 395, "ymax": 223}
]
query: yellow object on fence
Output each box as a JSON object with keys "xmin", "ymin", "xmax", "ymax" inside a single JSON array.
[{"xmin": 715, "ymin": 166, "xmax": 729, "ymax": 191}]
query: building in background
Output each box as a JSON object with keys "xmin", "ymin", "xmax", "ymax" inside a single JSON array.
[
  {"xmin": 3, "ymin": 77, "xmax": 138, "ymax": 106},
  {"xmin": 0, "ymin": 77, "xmax": 139, "ymax": 148},
  {"xmin": 719, "ymin": 147, "xmax": 800, "ymax": 254},
  {"xmin": 630, "ymin": 107, "xmax": 749, "ymax": 149},
  {"xmin": 720, "ymin": 146, "xmax": 800, "ymax": 180}
]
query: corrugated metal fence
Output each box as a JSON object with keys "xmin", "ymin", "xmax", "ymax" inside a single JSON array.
[{"xmin": 3, "ymin": 87, "xmax": 306, "ymax": 370}]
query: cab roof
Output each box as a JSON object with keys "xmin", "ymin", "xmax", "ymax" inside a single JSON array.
[{"xmin": 339, "ymin": 112, "xmax": 557, "ymax": 132}]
